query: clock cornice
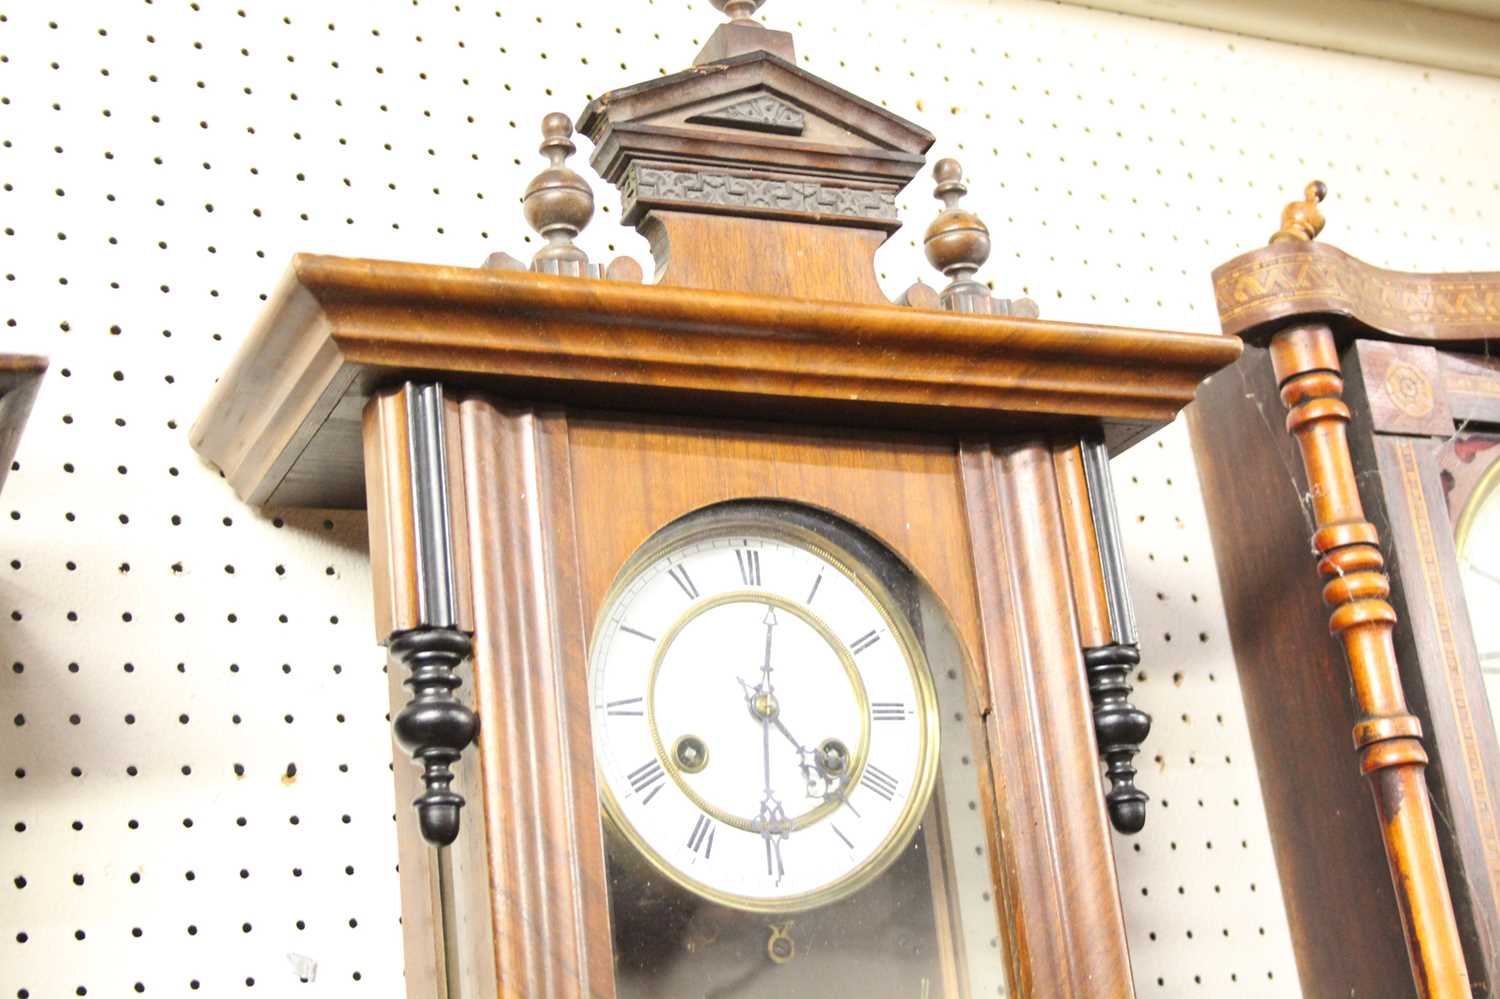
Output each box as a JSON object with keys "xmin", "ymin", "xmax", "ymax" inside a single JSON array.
[{"xmin": 190, "ymin": 252, "xmax": 1241, "ymax": 508}]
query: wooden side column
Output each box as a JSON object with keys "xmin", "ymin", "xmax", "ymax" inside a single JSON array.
[
  {"xmin": 1055, "ymin": 440, "xmax": 1152, "ymax": 834},
  {"xmin": 364, "ymin": 381, "xmax": 485, "ymax": 999},
  {"xmin": 1269, "ymin": 321, "xmax": 1469, "ymax": 997}
]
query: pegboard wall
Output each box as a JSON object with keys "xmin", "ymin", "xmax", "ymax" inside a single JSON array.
[{"xmin": 3, "ymin": 0, "xmax": 1499, "ymax": 995}]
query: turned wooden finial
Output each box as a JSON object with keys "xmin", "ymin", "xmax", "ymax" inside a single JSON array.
[
  {"xmin": 1271, "ymin": 180, "xmax": 1327, "ymax": 245},
  {"xmin": 710, "ymin": 0, "xmax": 765, "ymax": 23},
  {"xmin": 523, "ymin": 112, "xmax": 594, "ymax": 275},
  {"xmin": 924, "ymin": 158, "xmax": 992, "ymax": 299}
]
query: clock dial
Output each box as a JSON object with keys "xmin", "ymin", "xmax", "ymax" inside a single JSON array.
[{"xmin": 589, "ymin": 514, "xmax": 940, "ymax": 913}]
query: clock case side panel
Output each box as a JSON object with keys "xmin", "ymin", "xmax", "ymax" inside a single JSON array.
[
  {"xmin": 1345, "ymin": 343, "xmax": 1500, "ymax": 996},
  {"xmin": 1190, "ymin": 338, "xmax": 1500, "ymax": 997},
  {"xmin": 456, "ymin": 397, "xmax": 618, "ymax": 999},
  {"xmin": 958, "ymin": 440, "xmax": 1134, "ymax": 998},
  {"xmin": 1187, "ymin": 348, "xmax": 1412, "ymax": 997},
  {"xmin": 561, "ymin": 412, "xmax": 1133, "ymax": 998}
]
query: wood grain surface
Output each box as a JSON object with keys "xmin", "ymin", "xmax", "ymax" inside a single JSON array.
[
  {"xmin": 960, "ymin": 440, "xmax": 1133, "ymax": 997},
  {"xmin": 459, "ymin": 398, "xmax": 616, "ymax": 999},
  {"xmin": 1190, "ymin": 350, "xmax": 1416, "ymax": 996},
  {"xmin": 189, "ymin": 254, "xmax": 1241, "ymax": 507}
]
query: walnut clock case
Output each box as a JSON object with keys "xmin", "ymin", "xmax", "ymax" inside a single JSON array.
[
  {"xmin": 1192, "ymin": 184, "xmax": 1500, "ymax": 998},
  {"xmin": 192, "ymin": 4, "xmax": 1241, "ymax": 996}
]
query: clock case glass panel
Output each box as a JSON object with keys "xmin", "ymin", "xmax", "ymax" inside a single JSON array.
[
  {"xmin": 1445, "ymin": 433, "xmax": 1500, "ymax": 747},
  {"xmin": 588, "ymin": 501, "xmax": 1008, "ymax": 999}
]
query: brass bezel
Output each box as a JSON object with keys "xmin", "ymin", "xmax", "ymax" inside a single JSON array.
[
  {"xmin": 589, "ymin": 504, "xmax": 942, "ymax": 915},
  {"xmin": 647, "ymin": 589, "xmax": 873, "ymax": 833}
]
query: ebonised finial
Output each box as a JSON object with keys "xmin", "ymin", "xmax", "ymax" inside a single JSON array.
[
  {"xmin": 924, "ymin": 158, "xmax": 992, "ymax": 301},
  {"xmin": 1084, "ymin": 645, "xmax": 1151, "ymax": 834},
  {"xmin": 523, "ymin": 112, "xmax": 594, "ymax": 274},
  {"xmin": 1271, "ymin": 180, "xmax": 1327, "ymax": 245}
]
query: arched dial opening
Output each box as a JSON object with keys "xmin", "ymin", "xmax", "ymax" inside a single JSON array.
[{"xmin": 589, "ymin": 501, "xmax": 1008, "ymax": 998}]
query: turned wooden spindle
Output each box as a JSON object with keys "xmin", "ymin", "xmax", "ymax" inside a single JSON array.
[
  {"xmin": 1266, "ymin": 182, "xmax": 1469, "ymax": 998},
  {"xmin": 522, "ymin": 112, "xmax": 594, "ymax": 276},
  {"xmin": 923, "ymin": 158, "xmax": 993, "ymax": 309}
]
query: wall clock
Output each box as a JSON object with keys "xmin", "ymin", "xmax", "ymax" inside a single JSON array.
[
  {"xmin": 191, "ymin": 3, "xmax": 1240, "ymax": 995},
  {"xmin": 1193, "ymin": 183, "xmax": 1500, "ymax": 998}
]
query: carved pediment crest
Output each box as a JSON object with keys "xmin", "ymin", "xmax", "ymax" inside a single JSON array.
[{"xmin": 686, "ymin": 94, "xmax": 806, "ymax": 135}]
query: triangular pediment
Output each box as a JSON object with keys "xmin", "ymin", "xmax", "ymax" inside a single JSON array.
[
  {"xmin": 577, "ymin": 50, "xmax": 932, "ymax": 234},
  {"xmin": 579, "ymin": 50, "xmax": 932, "ymax": 164},
  {"xmin": 645, "ymin": 83, "xmax": 900, "ymax": 151},
  {"xmin": 685, "ymin": 94, "xmax": 806, "ymax": 136}
]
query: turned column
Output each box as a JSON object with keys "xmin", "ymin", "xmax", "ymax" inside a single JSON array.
[
  {"xmin": 1270, "ymin": 320, "xmax": 1468, "ymax": 996},
  {"xmin": 1259, "ymin": 183, "xmax": 1469, "ymax": 996}
]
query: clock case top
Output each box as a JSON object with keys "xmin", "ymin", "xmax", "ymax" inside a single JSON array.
[
  {"xmin": 1193, "ymin": 191, "xmax": 1500, "ymax": 998},
  {"xmin": 190, "ymin": 250, "xmax": 1239, "ymax": 510}
]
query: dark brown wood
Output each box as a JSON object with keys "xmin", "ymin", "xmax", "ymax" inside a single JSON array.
[
  {"xmin": 0, "ymin": 353, "xmax": 47, "ymax": 497},
  {"xmin": 459, "ymin": 398, "xmax": 616, "ymax": 999},
  {"xmin": 1268, "ymin": 322, "xmax": 1468, "ymax": 997},
  {"xmin": 364, "ymin": 383, "xmax": 490, "ymax": 999},
  {"xmin": 564, "ymin": 416, "xmax": 990, "ymax": 711},
  {"xmin": 561, "ymin": 414, "xmax": 1134, "ymax": 994},
  {"xmin": 197, "ymin": 8, "xmax": 1242, "ymax": 993},
  {"xmin": 1442, "ymin": 351, "xmax": 1500, "ymax": 426},
  {"xmin": 189, "ymin": 254, "xmax": 1240, "ymax": 508},
  {"xmin": 1214, "ymin": 238, "xmax": 1500, "ymax": 344},
  {"xmin": 1369, "ymin": 432, "xmax": 1500, "ymax": 972},
  {"xmin": 960, "ymin": 440, "xmax": 1133, "ymax": 996},
  {"xmin": 363, "ymin": 388, "xmax": 474, "ymax": 639},
  {"xmin": 1195, "ymin": 181, "xmax": 1499, "ymax": 998},
  {"xmin": 1054, "ymin": 442, "xmax": 1111, "ymax": 649},
  {"xmin": 577, "ymin": 49, "xmax": 931, "ymax": 238},
  {"xmin": 1190, "ymin": 356, "xmax": 1414, "ymax": 996},
  {"xmin": 1353, "ymin": 340, "xmax": 1455, "ymax": 438}
]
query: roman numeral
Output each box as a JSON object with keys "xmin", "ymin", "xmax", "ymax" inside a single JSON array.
[
  {"xmin": 871, "ymin": 701, "xmax": 906, "ymax": 722},
  {"xmin": 606, "ymin": 697, "xmax": 644, "ymax": 717},
  {"xmin": 850, "ymin": 630, "xmax": 881, "ymax": 654},
  {"xmin": 667, "ymin": 564, "xmax": 699, "ymax": 600},
  {"xmin": 735, "ymin": 548, "xmax": 761, "ymax": 586},
  {"xmin": 764, "ymin": 836, "xmax": 785, "ymax": 879},
  {"xmin": 627, "ymin": 758, "xmax": 666, "ymax": 803},
  {"xmin": 860, "ymin": 763, "xmax": 900, "ymax": 802},
  {"xmin": 806, "ymin": 569, "xmax": 824, "ymax": 604},
  {"xmin": 618, "ymin": 624, "xmax": 656, "ymax": 642},
  {"xmin": 687, "ymin": 814, "xmax": 715, "ymax": 859}
]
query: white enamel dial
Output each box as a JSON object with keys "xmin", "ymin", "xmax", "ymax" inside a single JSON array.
[{"xmin": 589, "ymin": 515, "xmax": 940, "ymax": 913}]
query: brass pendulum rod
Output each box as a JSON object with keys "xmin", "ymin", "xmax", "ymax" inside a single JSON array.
[{"xmin": 1265, "ymin": 184, "xmax": 1469, "ymax": 998}]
